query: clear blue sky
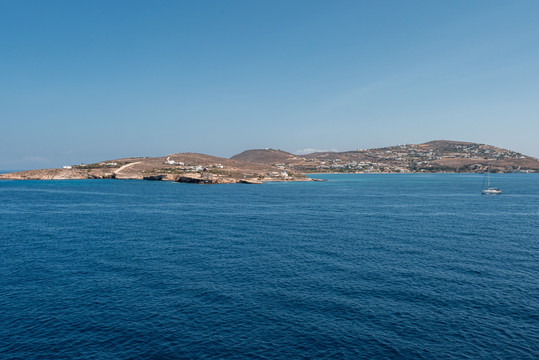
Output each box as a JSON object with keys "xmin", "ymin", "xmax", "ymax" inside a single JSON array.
[{"xmin": 1, "ymin": 0, "xmax": 538, "ymax": 169}]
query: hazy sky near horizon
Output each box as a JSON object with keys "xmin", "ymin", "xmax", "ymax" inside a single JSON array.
[{"xmin": 1, "ymin": 0, "xmax": 539, "ymax": 169}]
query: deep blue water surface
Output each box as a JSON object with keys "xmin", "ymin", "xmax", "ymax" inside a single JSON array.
[{"xmin": 1, "ymin": 174, "xmax": 538, "ymax": 359}]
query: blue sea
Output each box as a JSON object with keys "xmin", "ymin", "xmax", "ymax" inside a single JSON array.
[{"xmin": 1, "ymin": 174, "xmax": 538, "ymax": 359}]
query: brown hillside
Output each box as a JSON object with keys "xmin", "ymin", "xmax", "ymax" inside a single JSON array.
[
  {"xmin": 231, "ymin": 149, "xmax": 295, "ymax": 164},
  {"xmin": 419, "ymin": 140, "xmax": 476, "ymax": 148}
]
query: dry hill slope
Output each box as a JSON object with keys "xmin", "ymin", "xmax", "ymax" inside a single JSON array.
[{"xmin": 231, "ymin": 149, "xmax": 295, "ymax": 164}]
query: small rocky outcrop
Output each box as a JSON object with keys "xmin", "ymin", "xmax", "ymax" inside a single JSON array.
[
  {"xmin": 143, "ymin": 175, "xmax": 166, "ymax": 181},
  {"xmin": 239, "ymin": 179, "xmax": 263, "ymax": 184}
]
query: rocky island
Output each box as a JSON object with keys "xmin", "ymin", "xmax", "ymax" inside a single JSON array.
[
  {"xmin": 1, "ymin": 140, "xmax": 538, "ymax": 183},
  {"xmin": 0, "ymin": 152, "xmax": 311, "ymax": 184}
]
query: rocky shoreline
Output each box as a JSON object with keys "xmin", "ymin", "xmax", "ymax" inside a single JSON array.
[{"xmin": 0, "ymin": 165, "xmax": 314, "ymax": 184}]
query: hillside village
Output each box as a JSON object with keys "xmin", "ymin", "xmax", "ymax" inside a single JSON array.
[{"xmin": 233, "ymin": 141, "xmax": 539, "ymax": 174}]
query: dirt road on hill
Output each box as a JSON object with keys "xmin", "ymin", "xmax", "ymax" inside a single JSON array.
[{"xmin": 114, "ymin": 161, "xmax": 141, "ymax": 175}]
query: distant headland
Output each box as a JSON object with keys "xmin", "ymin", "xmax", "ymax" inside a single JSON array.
[{"xmin": 1, "ymin": 140, "xmax": 537, "ymax": 183}]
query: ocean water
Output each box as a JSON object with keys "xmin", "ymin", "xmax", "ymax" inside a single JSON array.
[{"xmin": 1, "ymin": 174, "xmax": 538, "ymax": 359}]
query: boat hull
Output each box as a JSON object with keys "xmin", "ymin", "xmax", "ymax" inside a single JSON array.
[{"xmin": 481, "ymin": 188, "xmax": 502, "ymax": 195}]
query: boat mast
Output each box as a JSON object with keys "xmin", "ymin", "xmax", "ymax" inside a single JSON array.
[{"xmin": 487, "ymin": 165, "xmax": 490, "ymax": 188}]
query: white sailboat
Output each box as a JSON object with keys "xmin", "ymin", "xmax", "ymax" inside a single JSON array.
[{"xmin": 481, "ymin": 165, "xmax": 502, "ymax": 195}]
